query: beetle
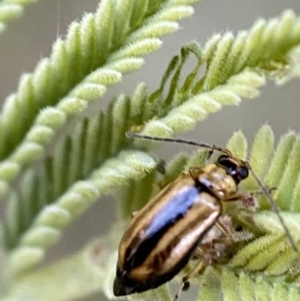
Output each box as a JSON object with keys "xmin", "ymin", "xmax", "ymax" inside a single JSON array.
[{"xmin": 113, "ymin": 133, "xmax": 297, "ymax": 299}]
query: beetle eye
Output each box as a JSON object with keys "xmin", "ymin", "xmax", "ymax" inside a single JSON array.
[
  {"xmin": 217, "ymin": 155, "xmax": 237, "ymax": 174},
  {"xmin": 238, "ymin": 166, "xmax": 249, "ymax": 180},
  {"xmin": 218, "ymin": 155, "xmax": 249, "ymax": 183}
]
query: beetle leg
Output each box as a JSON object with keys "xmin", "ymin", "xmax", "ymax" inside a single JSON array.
[
  {"xmin": 173, "ymin": 219, "xmax": 239, "ymax": 301},
  {"xmin": 222, "ymin": 187, "xmax": 276, "ymax": 202},
  {"xmin": 215, "ymin": 220, "xmax": 234, "ymax": 242},
  {"xmin": 173, "ymin": 260, "xmax": 205, "ymax": 301},
  {"xmin": 222, "ymin": 187, "xmax": 276, "ymax": 210},
  {"xmin": 222, "ymin": 191, "xmax": 257, "ymax": 202}
]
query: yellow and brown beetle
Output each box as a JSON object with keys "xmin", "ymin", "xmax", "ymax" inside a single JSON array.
[{"xmin": 113, "ymin": 133, "xmax": 296, "ymax": 299}]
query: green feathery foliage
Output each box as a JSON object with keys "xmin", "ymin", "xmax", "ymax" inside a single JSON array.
[
  {"xmin": 0, "ymin": 0, "xmax": 36, "ymax": 34},
  {"xmin": 1, "ymin": 3, "xmax": 300, "ymax": 301},
  {"xmin": 0, "ymin": 0, "xmax": 197, "ymax": 198},
  {"xmin": 137, "ymin": 10, "xmax": 300, "ymax": 138},
  {"xmin": 2, "ymin": 99, "xmax": 157, "ymax": 274}
]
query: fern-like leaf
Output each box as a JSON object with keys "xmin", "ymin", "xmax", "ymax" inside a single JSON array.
[
  {"xmin": 0, "ymin": 0, "xmax": 197, "ymax": 198},
  {"xmin": 1, "ymin": 90, "xmax": 159, "ymax": 274},
  {"xmin": 197, "ymin": 268, "xmax": 300, "ymax": 301},
  {"xmin": 138, "ymin": 10, "xmax": 300, "ymax": 138}
]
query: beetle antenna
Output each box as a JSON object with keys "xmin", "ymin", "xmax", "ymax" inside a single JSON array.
[
  {"xmin": 246, "ymin": 163, "xmax": 298, "ymax": 253},
  {"xmin": 126, "ymin": 132, "xmax": 232, "ymax": 156}
]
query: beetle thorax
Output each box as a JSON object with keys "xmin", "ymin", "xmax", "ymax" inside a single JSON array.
[{"xmin": 196, "ymin": 163, "xmax": 237, "ymax": 199}]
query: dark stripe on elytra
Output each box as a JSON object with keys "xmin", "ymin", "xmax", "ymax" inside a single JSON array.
[
  {"xmin": 122, "ymin": 180, "xmax": 180, "ymax": 247},
  {"xmin": 150, "ymin": 194, "xmax": 221, "ymax": 267},
  {"xmin": 124, "ymin": 183, "xmax": 213, "ymax": 270},
  {"xmin": 124, "ymin": 176, "xmax": 207, "ymax": 246},
  {"xmin": 127, "ymin": 180, "xmax": 181, "ymax": 231}
]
